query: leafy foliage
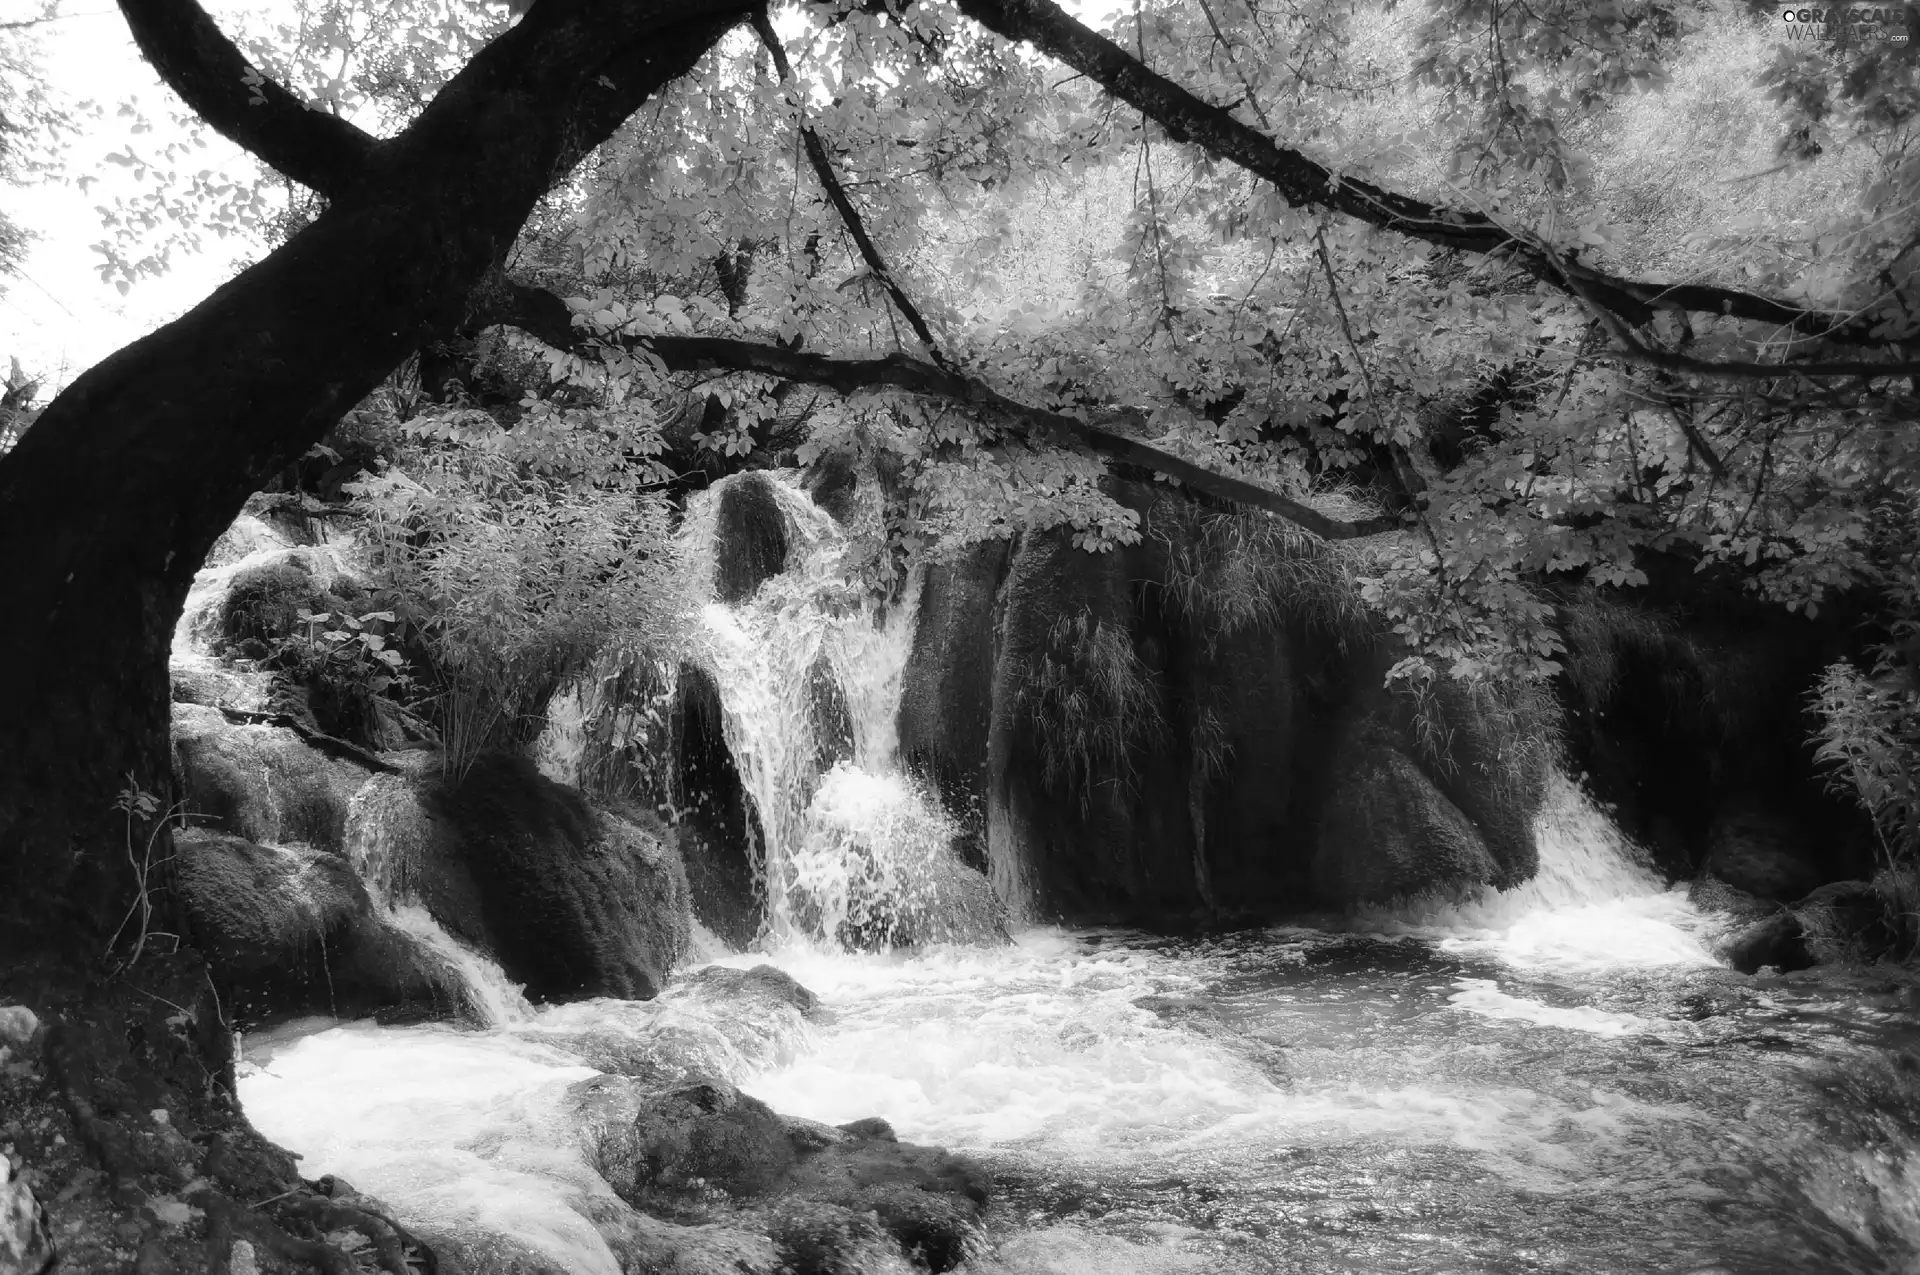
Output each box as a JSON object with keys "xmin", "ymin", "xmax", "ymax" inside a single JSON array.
[
  {"xmin": 347, "ymin": 405, "xmax": 684, "ymax": 778},
  {"xmin": 66, "ymin": 0, "xmax": 1920, "ymax": 699},
  {"xmin": 1024, "ymin": 609, "xmax": 1167, "ymax": 813}
]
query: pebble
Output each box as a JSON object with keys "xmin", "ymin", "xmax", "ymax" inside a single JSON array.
[
  {"xmin": 0, "ymin": 1155, "xmax": 53, "ymax": 1275},
  {"xmin": 0, "ymin": 1009, "xmax": 37, "ymax": 1054}
]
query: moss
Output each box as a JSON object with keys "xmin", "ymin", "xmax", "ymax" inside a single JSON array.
[
  {"xmin": 1151, "ymin": 501, "xmax": 1374, "ymax": 650},
  {"xmin": 1024, "ymin": 609, "xmax": 1167, "ymax": 815},
  {"xmin": 216, "ymin": 561, "xmax": 318, "ymax": 659}
]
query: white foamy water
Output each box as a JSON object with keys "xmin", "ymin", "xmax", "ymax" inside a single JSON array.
[
  {"xmin": 210, "ymin": 488, "xmax": 1920, "ymax": 1274},
  {"xmin": 1360, "ymin": 770, "xmax": 1720, "ymax": 974},
  {"xmin": 681, "ymin": 471, "xmax": 959, "ymax": 947}
]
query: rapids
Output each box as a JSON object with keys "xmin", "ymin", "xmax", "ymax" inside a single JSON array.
[
  {"xmin": 191, "ymin": 482, "xmax": 1920, "ymax": 1273},
  {"xmin": 238, "ymin": 773, "xmax": 1920, "ymax": 1275}
]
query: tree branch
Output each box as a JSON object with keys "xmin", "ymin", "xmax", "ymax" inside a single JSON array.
[
  {"xmin": 650, "ymin": 336, "xmax": 1397, "ymax": 536},
  {"xmin": 471, "ymin": 277, "xmax": 1394, "ymax": 536},
  {"xmin": 952, "ymin": 0, "xmax": 1909, "ymax": 351},
  {"xmin": 750, "ymin": 8, "xmax": 947, "ymax": 366},
  {"xmin": 117, "ymin": 0, "xmax": 375, "ymax": 195}
]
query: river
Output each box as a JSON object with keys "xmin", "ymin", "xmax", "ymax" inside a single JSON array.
[{"xmin": 238, "ymin": 774, "xmax": 1920, "ymax": 1274}]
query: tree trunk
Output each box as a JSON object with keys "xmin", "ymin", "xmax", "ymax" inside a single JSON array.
[{"xmin": 0, "ymin": 5, "xmax": 743, "ymax": 1264}]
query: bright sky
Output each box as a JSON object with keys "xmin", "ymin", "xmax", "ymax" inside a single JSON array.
[
  {"xmin": 1, "ymin": 0, "xmax": 286, "ymax": 390},
  {"xmin": 0, "ymin": 0, "xmax": 1121, "ymax": 396}
]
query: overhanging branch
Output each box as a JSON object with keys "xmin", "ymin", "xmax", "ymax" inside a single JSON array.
[
  {"xmin": 953, "ymin": 0, "xmax": 1907, "ymax": 351},
  {"xmin": 118, "ymin": 0, "xmax": 375, "ymax": 195},
  {"xmin": 465, "ymin": 276, "xmax": 1394, "ymax": 538},
  {"xmin": 750, "ymin": 8, "xmax": 947, "ymax": 366},
  {"xmin": 644, "ymin": 336, "xmax": 1397, "ymax": 538}
]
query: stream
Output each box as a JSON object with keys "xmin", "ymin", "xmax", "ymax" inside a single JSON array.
[
  {"xmin": 200, "ymin": 479, "xmax": 1920, "ymax": 1273},
  {"xmin": 237, "ymin": 776, "xmax": 1920, "ymax": 1274}
]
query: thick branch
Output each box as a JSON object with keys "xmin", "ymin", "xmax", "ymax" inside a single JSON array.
[
  {"xmin": 654, "ymin": 337, "xmax": 1396, "ymax": 538},
  {"xmin": 750, "ymin": 9, "xmax": 946, "ymax": 365},
  {"xmin": 953, "ymin": 0, "xmax": 1905, "ymax": 350},
  {"xmin": 474, "ymin": 279, "xmax": 1392, "ymax": 536},
  {"xmin": 118, "ymin": 0, "xmax": 375, "ymax": 194},
  {"xmin": 551, "ymin": 6, "xmax": 752, "ymax": 173}
]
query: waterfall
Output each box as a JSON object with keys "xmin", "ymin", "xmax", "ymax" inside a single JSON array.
[
  {"xmin": 344, "ymin": 773, "xmax": 536, "ymax": 1024},
  {"xmin": 682, "ymin": 471, "xmax": 957, "ymax": 949},
  {"xmin": 1362, "ymin": 769, "xmax": 1715, "ymax": 971}
]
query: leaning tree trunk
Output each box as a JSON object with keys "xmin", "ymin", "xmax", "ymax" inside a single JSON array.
[
  {"xmin": 0, "ymin": 4, "xmax": 744, "ymax": 1269},
  {"xmin": 0, "ymin": 164, "xmax": 538, "ymax": 953},
  {"xmin": 0, "ymin": 0, "xmax": 743, "ymax": 960}
]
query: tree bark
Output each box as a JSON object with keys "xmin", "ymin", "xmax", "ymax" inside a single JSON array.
[{"xmin": 0, "ymin": 0, "xmax": 747, "ymax": 952}]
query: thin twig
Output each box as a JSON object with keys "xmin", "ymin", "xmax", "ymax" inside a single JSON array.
[{"xmin": 750, "ymin": 8, "xmax": 947, "ymax": 368}]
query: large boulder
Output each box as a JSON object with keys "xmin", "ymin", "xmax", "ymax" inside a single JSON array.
[
  {"xmin": 576, "ymin": 1077, "xmax": 985, "ymax": 1274},
  {"xmin": 1704, "ymin": 798, "xmax": 1825, "ymax": 901},
  {"xmin": 424, "ymin": 755, "xmax": 691, "ymax": 1001},
  {"xmin": 713, "ymin": 473, "xmax": 790, "ymax": 604},
  {"xmin": 1718, "ymin": 910, "xmax": 1815, "ymax": 976},
  {"xmin": 173, "ymin": 829, "xmax": 464, "ymax": 1025},
  {"xmin": 1792, "ymin": 879, "xmax": 1910, "ymax": 965},
  {"xmin": 170, "ymin": 703, "xmax": 368, "ymax": 854},
  {"xmin": 898, "ymin": 480, "xmax": 1550, "ymax": 925},
  {"xmin": 1312, "ymin": 745, "xmax": 1501, "ymax": 904}
]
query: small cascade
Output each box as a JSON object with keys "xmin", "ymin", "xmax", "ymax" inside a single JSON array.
[
  {"xmin": 1364, "ymin": 769, "xmax": 1716, "ymax": 971},
  {"xmin": 787, "ymin": 764, "xmax": 958, "ymax": 946},
  {"xmin": 344, "ymin": 773, "xmax": 536, "ymax": 1024},
  {"xmin": 682, "ymin": 471, "xmax": 957, "ymax": 948}
]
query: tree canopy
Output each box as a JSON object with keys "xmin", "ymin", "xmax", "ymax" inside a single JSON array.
[
  {"xmin": 78, "ymin": 0, "xmax": 1912, "ymax": 685},
  {"xmin": 10, "ymin": 0, "xmax": 1920, "ymax": 949}
]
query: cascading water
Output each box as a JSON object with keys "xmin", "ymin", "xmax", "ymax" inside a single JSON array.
[
  {"xmin": 680, "ymin": 471, "xmax": 964, "ymax": 947},
  {"xmin": 183, "ymin": 494, "xmax": 1920, "ymax": 1274}
]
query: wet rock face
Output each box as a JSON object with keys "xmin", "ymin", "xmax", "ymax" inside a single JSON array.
[
  {"xmin": 0, "ymin": 1145, "xmax": 54, "ymax": 1275},
  {"xmin": 428, "ymin": 754, "xmax": 691, "ymax": 1002},
  {"xmin": 1555, "ymin": 570, "xmax": 1876, "ymax": 886},
  {"xmin": 171, "ymin": 703, "xmax": 366, "ymax": 854},
  {"xmin": 681, "ymin": 964, "xmax": 820, "ymax": 1016},
  {"xmin": 173, "ymin": 829, "xmax": 462, "ymax": 1025},
  {"xmin": 1313, "ymin": 746, "xmax": 1500, "ymax": 904},
  {"xmin": 898, "ymin": 481, "xmax": 1550, "ymax": 923},
  {"xmin": 1719, "ymin": 911, "xmax": 1815, "ymax": 975},
  {"xmin": 576, "ymin": 1077, "xmax": 985, "ymax": 1274},
  {"xmin": 673, "ymin": 664, "xmax": 764, "ymax": 949},
  {"xmin": 713, "ymin": 473, "xmax": 790, "ymax": 604}
]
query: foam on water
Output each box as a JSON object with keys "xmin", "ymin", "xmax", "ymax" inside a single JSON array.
[
  {"xmin": 241, "ymin": 1023, "xmax": 622, "ymax": 1275},
  {"xmin": 681, "ymin": 471, "xmax": 950, "ymax": 947},
  {"xmin": 1447, "ymin": 976, "xmax": 1651, "ymax": 1036},
  {"xmin": 1361, "ymin": 770, "xmax": 1719, "ymax": 974}
]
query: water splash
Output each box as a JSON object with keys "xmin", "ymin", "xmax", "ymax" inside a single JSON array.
[
  {"xmin": 786, "ymin": 764, "xmax": 958, "ymax": 947},
  {"xmin": 344, "ymin": 773, "xmax": 537, "ymax": 1025},
  {"xmin": 681, "ymin": 471, "xmax": 959, "ymax": 949},
  {"xmin": 1359, "ymin": 769, "xmax": 1718, "ymax": 973}
]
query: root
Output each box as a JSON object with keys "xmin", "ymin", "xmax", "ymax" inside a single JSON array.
[
  {"xmin": 200, "ymin": 1192, "xmax": 359, "ymax": 1275},
  {"xmin": 281, "ymin": 1194, "xmax": 438, "ymax": 1275},
  {"xmin": 200, "ymin": 1189, "xmax": 435, "ymax": 1275}
]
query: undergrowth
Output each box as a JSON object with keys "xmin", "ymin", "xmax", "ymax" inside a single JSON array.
[
  {"xmin": 1025, "ymin": 609, "xmax": 1167, "ymax": 814},
  {"xmin": 349, "ymin": 412, "xmax": 685, "ymax": 779},
  {"xmin": 1806, "ymin": 532, "xmax": 1920, "ymax": 961},
  {"xmin": 1152, "ymin": 501, "xmax": 1374, "ymax": 649}
]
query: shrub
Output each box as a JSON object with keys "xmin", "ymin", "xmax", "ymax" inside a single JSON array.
[
  {"xmin": 1023, "ymin": 609, "xmax": 1166, "ymax": 814},
  {"xmin": 348, "ymin": 415, "xmax": 685, "ymax": 779}
]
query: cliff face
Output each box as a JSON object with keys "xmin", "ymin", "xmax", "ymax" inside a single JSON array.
[{"xmin": 896, "ymin": 482, "xmax": 1554, "ymax": 925}]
